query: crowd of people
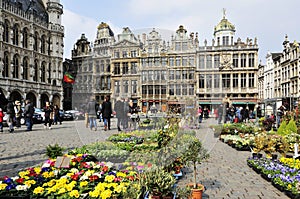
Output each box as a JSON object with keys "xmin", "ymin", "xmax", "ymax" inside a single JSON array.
[{"xmin": 0, "ymin": 98, "xmax": 62, "ymax": 133}]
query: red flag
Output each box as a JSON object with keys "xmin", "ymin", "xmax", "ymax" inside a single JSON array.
[{"xmin": 63, "ymin": 72, "xmax": 75, "ymax": 83}]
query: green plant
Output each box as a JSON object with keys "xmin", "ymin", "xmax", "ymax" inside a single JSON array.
[
  {"xmin": 277, "ymin": 120, "xmax": 287, "ymax": 136},
  {"xmin": 45, "ymin": 143, "xmax": 65, "ymax": 159},
  {"xmin": 175, "ymin": 186, "xmax": 192, "ymax": 199},
  {"xmin": 182, "ymin": 137, "xmax": 209, "ymax": 189},
  {"xmin": 141, "ymin": 166, "xmax": 176, "ymax": 197}
]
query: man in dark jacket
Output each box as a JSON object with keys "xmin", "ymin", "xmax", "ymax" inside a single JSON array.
[
  {"xmin": 24, "ymin": 99, "xmax": 34, "ymax": 131},
  {"xmin": 101, "ymin": 96, "xmax": 112, "ymax": 131},
  {"xmin": 6, "ymin": 99, "xmax": 15, "ymax": 133}
]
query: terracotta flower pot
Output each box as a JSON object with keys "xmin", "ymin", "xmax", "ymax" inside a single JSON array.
[{"xmin": 188, "ymin": 183, "xmax": 204, "ymax": 199}]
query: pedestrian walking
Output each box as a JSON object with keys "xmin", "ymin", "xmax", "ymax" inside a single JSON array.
[
  {"xmin": 53, "ymin": 105, "xmax": 62, "ymax": 125},
  {"xmin": 6, "ymin": 99, "xmax": 15, "ymax": 133},
  {"xmin": 86, "ymin": 96, "xmax": 97, "ymax": 131},
  {"xmin": 24, "ymin": 99, "xmax": 34, "ymax": 131},
  {"xmin": 0, "ymin": 108, "xmax": 4, "ymax": 132},
  {"xmin": 14, "ymin": 100, "xmax": 22, "ymax": 128},
  {"xmin": 101, "ymin": 96, "xmax": 112, "ymax": 131},
  {"xmin": 114, "ymin": 97, "xmax": 124, "ymax": 131},
  {"xmin": 43, "ymin": 102, "xmax": 53, "ymax": 130}
]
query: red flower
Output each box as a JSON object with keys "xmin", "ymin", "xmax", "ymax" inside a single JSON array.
[
  {"xmin": 71, "ymin": 174, "xmax": 79, "ymax": 181},
  {"xmin": 102, "ymin": 166, "xmax": 109, "ymax": 172},
  {"xmin": 16, "ymin": 178, "xmax": 24, "ymax": 184},
  {"xmin": 114, "ymin": 177, "xmax": 121, "ymax": 182},
  {"xmin": 89, "ymin": 175, "xmax": 99, "ymax": 182},
  {"xmin": 127, "ymin": 176, "xmax": 135, "ymax": 181}
]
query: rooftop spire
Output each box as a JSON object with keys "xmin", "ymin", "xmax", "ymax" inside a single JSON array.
[{"xmin": 223, "ymin": 8, "xmax": 226, "ymax": 19}]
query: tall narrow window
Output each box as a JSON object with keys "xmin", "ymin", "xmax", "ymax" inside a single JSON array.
[
  {"xmin": 155, "ymin": 85, "xmax": 160, "ymax": 95},
  {"xmin": 222, "ymin": 74, "xmax": 230, "ymax": 88},
  {"xmin": 241, "ymin": 73, "xmax": 246, "ymax": 88},
  {"xmin": 169, "ymin": 57, "xmax": 174, "ymax": 66},
  {"xmin": 131, "ymin": 62, "xmax": 137, "ymax": 74},
  {"xmin": 176, "ymin": 84, "xmax": 181, "ymax": 95},
  {"xmin": 249, "ymin": 53, "xmax": 255, "ymax": 67},
  {"xmin": 214, "ymin": 74, "xmax": 220, "ymax": 88},
  {"xmin": 222, "ymin": 36, "xmax": 229, "ymax": 45},
  {"xmin": 188, "ymin": 84, "xmax": 194, "ymax": 95},
  {"xmin": 123, "ymin": 80, "xmax": 129, "ymax": 93},
  {"xmin": 207, "ymin": 75, "xmax": 212, "ymax": 88},
  {"xmin": 13, "ymin": 24, "xmax": 19, "ymax": 46},
  {"xmin": 41, "ymin": 35, "xmax": 46, "ymax": 54},
  {"xmin": 33, "ymin": 32, "xmax": 39, "ymax": 51},
  {"xmin": 233, "ymin": 74, "xmax": 238, "ymax": 88},
  {"xmin": 3, "ymin": 20, "xmax": 9, "ymax": 43},
  {"xmin": 199, "ymin": 75, "xmax": 205, "ymax": 88},
  {"xmin": 131, "ymin": 80, "xmax": 137, "ymax": 94},
  {"xmin": 41, "ymin": 62, "xmax": 46, "ymax": 82},
  {"xmin": 199, "ymin": 55, "xmax": 205, "ymax": 69},
  {"xmin": 233, "ymin": 54, "xmax": 238, "ymax": 67},
  {"xmin": 122, "ymin": 62, "xmax": 129, "ymax": 74},
  {"xmin": 13, "ymin": 55, "xmax": 19, "ymax": 78},
  {"xmin": 241, "ymin": 53, "xmax": 246, "ymax": 67},
  {"xmin": 114, "ymin": 63, "xmax": 120, "ymax": 74},
  {"xmin": 182, "ymin": 84, "xmax": 187, "ymax": 95},
  {"xmin": 115, "ymin": 81, "xmax": 120, "ymax": 94},
  {"xmin": 106, "ymin": 60, "xmax": 110, "ymax": 72},
  {"xmin": 48, "ymin": 63, "xmax": 51, "ymax": 83},
  {"xmin": 3, "ymin": 53, "xmax": 9, "ymax": 77},
  {"xmin": 22, "ymin": 28, "xmax": 28, "ymax": 48},
  {"xmin": 206, "ymin": 55, "xmax": 212, "ymax": 68},
  {"xmin": 169, "ymin": 84, "xmax": 174, "ymax": 95},
  {"xmin": 249, "ymin": 73, "xmax": 255, "ymax": 87},
  {"xmin": 34, "ymin": 60, "xmax": 38, "ymax": 82},
  {"xmin": 214, "ymin": 55, "xmax": 220, "ymax": 68},
  {"xmin": 142, "ymin": 85, "xmax": 147, "ymax": 95},
  {"xmin": 23, "ymin": 58, "xmax": 28, "ymax": 80}
]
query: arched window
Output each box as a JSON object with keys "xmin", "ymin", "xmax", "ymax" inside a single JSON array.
[
  {"xmin": 41, "ymin": 62, "xmax": 46, "ymax": 82},
  {"xmin": 22, "ymin": 28, "xmax": 29, "ymax": 48},
  {"xmin": 41, "ymin": 35, "xmax": 46, "ymax": 54},
  {"xmin": 34, "ymin": 60, "xmax": 38, "ymax": 82},
  {"xmin": 23, "ymin": 58, "xmax": 29, "ymax": 80},
  {"xmin": 13, "ymin": 55, "xmax": 19, "ymax": 78},
  {"xmin": 13, "ymin": 24, "xmax": 19, "ymax": 46},
  {"xmin": 3, "ymin": 20, "xmax": 9, "ymax": 43},
  {"xmin": 3, "ymin": 52, "xmax": 9, "ymax": 77},
  {"xmin": 33, "ymin": 32, "xmax": 39, "ymax": 51}
]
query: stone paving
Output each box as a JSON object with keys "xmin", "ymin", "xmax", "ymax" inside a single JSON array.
[{"xmin": 0, "ymin": 118, "xmax": 290, "ymax": 198}]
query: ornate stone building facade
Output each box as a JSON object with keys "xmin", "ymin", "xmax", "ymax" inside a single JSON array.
[
  {"xmin": 0, "ymin": 0, "xmax": 64, "ymax": 108},
  {"xmin": 71, "ymin": 12, "xmax": 260, "ymax": 113},
  {"xmin": 197, "ymin": 13, "xmax": 259, "ymax": 111}
]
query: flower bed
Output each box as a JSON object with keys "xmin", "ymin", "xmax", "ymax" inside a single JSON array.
[
  {"xmin": 0, "ymin": 154, "xmax": 143, "ymax": 199},
  {"xmin": 247, "ymin": 156, "xmax": 300, "ymax": 197}
]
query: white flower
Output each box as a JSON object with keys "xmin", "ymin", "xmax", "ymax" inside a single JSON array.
[
  {"xmin": 79, "ymin": 175, "xmax": 88, "ymax": 181},
  {"xmin": 16, "ymin": 185, "xmax": 28, "ymax": 191}
]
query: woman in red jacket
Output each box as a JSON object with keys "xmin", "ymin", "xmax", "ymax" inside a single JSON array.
[{"xmin": 0, "ymin": 108, "xmax": 4, "ymax": 132}]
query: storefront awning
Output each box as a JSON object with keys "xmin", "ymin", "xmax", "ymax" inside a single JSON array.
[
  {"xmin": 232, "ymin": 102, "xmax": 256, "ymax": 105},
  {"xmin": 199, "ymin": 102, "xmax": 222, "ymax": 105}
]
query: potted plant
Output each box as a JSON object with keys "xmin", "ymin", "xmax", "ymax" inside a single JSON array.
[
  {"xmin": 182, "ymin": 136, "xmax": 209, "ymax": 199},
  {"xmin": 142, "ymin": 166, "xmax": 177, "ymax": 199}
]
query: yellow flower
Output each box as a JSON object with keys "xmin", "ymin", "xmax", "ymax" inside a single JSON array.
[
  {"xmin": 104, "ymin": 175, "xmax": 115, "ymax": 183},
  {"xmin": 0, "ymin": 183, "xmax": 8, "ymax": 190},
  {"xmin": 57, "ymin": 187, "xmax": 67, "ymax": 195},
  {"xmin": 69, "ymin": 189, "xmax": 80, "ymax": 198},
  {"xmin": 24, "ymin": 180, "xmax": 36, "ymax": 188},
  {"xmin": 89, "ymin": 189, "xmax": 100, "ymax": 198},
  {"xmin": 116, "ymin": 172, "xmax": 126, "ymax": 178},
  {"xmin": 100, "ymin": 189, "xmax": 112, "ymax": 199},
  {"xmin": 34, "ymin": 167, "xmax": 42, "ymax": 174},
  {"xmin": 80, "ymin": 181, "xmax": 88, "ymax": 187},
  {"xmin": 33, "ymin": 187, "xmax": 44, "ymax": 194}
]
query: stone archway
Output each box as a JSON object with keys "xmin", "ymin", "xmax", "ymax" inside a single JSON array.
[
  {"xmin": 9, "ymin": 90, "xmax": 22, "ymax": 103},
  {"xmin": 52, "ymin": 94, "xmax": 61, "ymax": 107},
  {"xmin": 0, "ymin": 88, "xmax": 8, "ymax": 109},
  {"xmin": 26, "ymin": 92, "xmax": 37, "ymax": 108},
  {"xmin": 40, "ymin": 93, "xmax": 49, "ymax": 109}
]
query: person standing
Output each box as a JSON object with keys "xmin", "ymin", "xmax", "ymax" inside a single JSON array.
[
  {"xmin": 6, "ymin": 99, "xmax": 15, "ymax": 133},
  {"xmin": 86, "ymin": 96, "xmax": 97, "ymax": 131},
  {"xmin": 53, "ymin": 105, "xmax": 62, "ymax": 125},
  {"xmin": 114, "ymin": 97, "xmax": 124, "ymax": 131},
  {"xmin": 14, "ymin": 100, "xmax": 22, "ymax": 128},
  {"xmin": 101, "ymin": 96, "xmax": 112, "ymax": 131},
  {"xmin": 24, "ymin": 99, "xmax": 34, "ymax": 131},
  {"xmin": 0, "ymin": 108, "xmax": 4, "ymax": 132},
  {"xmin": 198, "ymin": 106, "xmax": 203, "ymax": 123},
  {"xmin": 43, "ymin": 102, "xmax": 53, "ymax": 130}
]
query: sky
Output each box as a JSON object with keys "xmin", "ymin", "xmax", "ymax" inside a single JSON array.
[{"xmin": 60, "ymin": 0, "xmax": 300, "ymax": 63}]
